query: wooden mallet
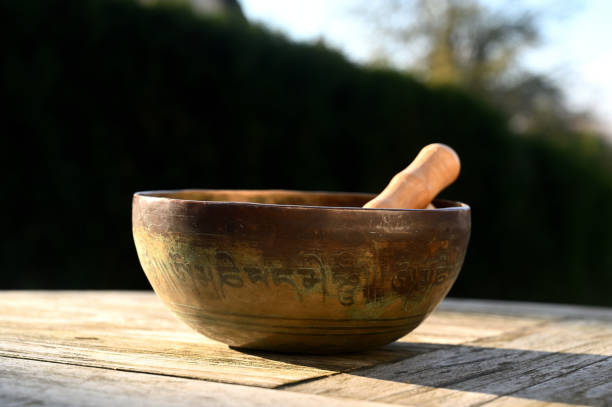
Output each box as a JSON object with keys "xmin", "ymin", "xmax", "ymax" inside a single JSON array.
[{"xmin": 363, "ymin": 143, "xmax": 461, "ymax": 210}]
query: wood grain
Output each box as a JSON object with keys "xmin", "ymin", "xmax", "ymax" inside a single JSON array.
[
  {"xmin": 438, "ymin": 298, "xmax": 612, "ymax": 321},
  {"xmin": 0, "ymin": 291, "xmax": 411, "ymax": 387},
  {"xmin": 0, "ymin": 291, "xmax": 549, "ymax": 387},
  {"xmin": 0, "ymin": 356, "xmax": 397, "ymax": 407},
  {"xmin": 2, "ymin": 291, "xmax": 609, "ymax": 406},
  {"xmin": 288, "ymin": 315, "xmax": 612, "ymax": 406},
  {"xmin": 0, "ymin": 291, "xmax": 549, "ymax": 389}
]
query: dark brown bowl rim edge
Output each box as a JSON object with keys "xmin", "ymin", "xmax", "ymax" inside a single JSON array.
[{"xmin": 133, "ymin": 189, "xmax": 470, "ymax": 213}]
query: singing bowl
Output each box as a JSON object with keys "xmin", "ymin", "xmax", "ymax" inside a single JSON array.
[{"xmin": 132, "ymin": 190, "xmax": 470, "ymax": 354}]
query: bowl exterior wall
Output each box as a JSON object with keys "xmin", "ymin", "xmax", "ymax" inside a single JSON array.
[{"xmin": 132, "ymin": 191, "xmax": 470, "ymax": 353}]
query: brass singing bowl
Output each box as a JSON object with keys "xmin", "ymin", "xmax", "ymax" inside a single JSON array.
[{"xmin": 132, "ymin": 190, "xmax": 470, "ymax": 354}]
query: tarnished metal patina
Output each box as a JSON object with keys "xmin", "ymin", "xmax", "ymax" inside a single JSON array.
[{"xmin": 132, "ymin": 190, "xmax": 471, "ymax": 353}]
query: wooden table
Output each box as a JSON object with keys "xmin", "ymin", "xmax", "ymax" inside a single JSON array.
[{"xmin": 1, "ymin": 291, "xmax": 610, "ymax": 406}]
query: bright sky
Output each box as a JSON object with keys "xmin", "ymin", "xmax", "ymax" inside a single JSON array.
[{"xmin": 240, "ymin": 0, "xmax": 612, "ymax": 137}]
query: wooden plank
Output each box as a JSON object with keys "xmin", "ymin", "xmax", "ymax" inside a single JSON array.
[
  {"xmin": 4, "ymin": 291, "xmax": 607, "ymax": 405},
  {"xmin": 400, "ymin": 309, "xmax": 549, "ymax": 345},
  {"xmin": 0, "ymin": 291, "xmax": 404, "ymax": 388},
  {"xmin": 438, "ymin": 298, "xmax": 612, "ymax": 321},
  {"xmin": 483, "ymin": 398, "xmax": 590, "ymax": 407},
  {"xmin": 288, "ymin": 317, "xmax": 612, "ymax": 406},
  {"xmin": 0, "ymin": 291, "xmax": 541, "ymax": 387},
  {"xmin": 482, "ymin": 356, "xmax": 612, "ymax": 406},
  {"xmin": 0, "ymin": 291, "xmax": 548, "ymax": 389},
  {"xmin": 0, "ymin": 356, "xmax": 399, "ymax": 407}
]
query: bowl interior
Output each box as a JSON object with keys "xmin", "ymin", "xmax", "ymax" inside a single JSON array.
[{"xmin": 136, "ymin": 189, "xmax": 465, "ymax": 210}]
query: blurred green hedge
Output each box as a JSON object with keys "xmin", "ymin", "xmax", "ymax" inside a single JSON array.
[{"xmin": 2, "ymin": 0, "xmax": 611, "ymax": 305}]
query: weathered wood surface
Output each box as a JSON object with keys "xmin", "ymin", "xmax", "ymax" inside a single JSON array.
[
  {"xmin": 0, "ymin": 291, "xmax": 410, "ymax": 388},
  {"xmin": 290, "ymin": 304, "xmax": 612, "ymax": 406},
  {"xmin": 0, "ymin": 291, "xmax": 544, "ymax": 387},
  {"xmin": 0, "ymin": 357, "xmax": 394, "ymax": 407},
  {"xmin": 1, "ymin": 291, "xmax": 610, "ymax": 406}
]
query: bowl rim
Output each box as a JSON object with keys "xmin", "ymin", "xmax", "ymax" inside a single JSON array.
[{"xmin": 134, "ymin": 189, "xmax": 470, "ymax": 213}]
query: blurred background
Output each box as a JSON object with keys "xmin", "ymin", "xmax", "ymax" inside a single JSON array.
[{"xmin": 2, "ymin": 0, "xmax": 611, "ymax": 306}]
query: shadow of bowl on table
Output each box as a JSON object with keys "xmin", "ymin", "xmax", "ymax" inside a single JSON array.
[{"xmin": 235, "ymin": 342, "xmax": 611, "ymax": 405}]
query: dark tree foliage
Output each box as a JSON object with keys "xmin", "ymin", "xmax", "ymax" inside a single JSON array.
[{"xmin": 1, "ymin": 0, "xmax": 611, "ymax": 305}]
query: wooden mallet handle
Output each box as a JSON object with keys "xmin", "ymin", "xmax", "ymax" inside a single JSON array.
[{"xmin": 363, "ymin": 143, "xmax": 460, "ymax": 209}]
